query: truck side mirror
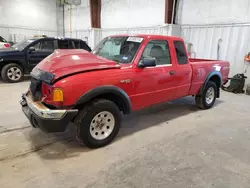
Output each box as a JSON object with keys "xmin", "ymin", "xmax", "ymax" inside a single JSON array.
[
  {"xmin": 28, "ymin": 47, "xmax": 36, "ymax": 53},
  {"xmin": 138, "ymin": 58, "xmax": 156, "ymax": 68}
]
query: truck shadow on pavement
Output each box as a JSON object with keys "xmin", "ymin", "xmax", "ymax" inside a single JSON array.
[{"xmin": 28, "ymin": 97, "xmax": 223, "ymax": 160}]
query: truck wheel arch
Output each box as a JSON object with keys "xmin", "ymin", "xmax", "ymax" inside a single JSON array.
[
  {"xmin": 74, "ymin": 86, "xmax": 132, "ymax": 115},
  {"xmin": 202, "ymin": 71, "xmax": 222, "ymax": 98}
]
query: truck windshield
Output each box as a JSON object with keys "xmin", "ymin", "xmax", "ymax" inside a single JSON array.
[
  {"xmin": 12, "ymin": 39, "xmax": 36, "ymax": 50},
  {"xmin": 93, "ymin": 36, "xmax": 143, "ymax": 63}
]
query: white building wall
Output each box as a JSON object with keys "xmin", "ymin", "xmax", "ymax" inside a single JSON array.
[
  {"xmin": 182, "ymin": 24, "xmax": 250, "ymax": 76},
  {"xmin": 101, "ymin": 0, "xmax": 165, "ymax": 28},
  {"xmin": 63, "ymin": 0, "xmax": 166, "ymax": 35},
  {"xmin": 0, "ymin": 0, "xmax": 57, "ymax": 41},
  {"xmin": 63, "ymin": 0, "xmax": 173, "ymax": 48},
  {"xmin": 178, "ymin": 0, "xmax": 250, "ymax": 84},
  {"xmin": 57, "ymin": 4, "xmax": 64, "ymax": 37},
  {"xmin": 63, "ymin": 0, "xmax": 91, "ymax": 34},
  {"xmin": 177, "ymin": 0, "xmax": 250, "ymax": 25}
]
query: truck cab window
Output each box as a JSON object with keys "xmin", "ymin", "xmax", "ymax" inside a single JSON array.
[
  {"xmin": 142, "ymin": 40, "xmax": 171, "ymax": 65},
  {"xmin": 174, "ymin": 41, "xmax": 188, "ymax": 65}
]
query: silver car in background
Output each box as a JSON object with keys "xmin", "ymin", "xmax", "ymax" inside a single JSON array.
[{"xmin": 0, "ymin": 36, "xmax": 10, "ymax": 49}]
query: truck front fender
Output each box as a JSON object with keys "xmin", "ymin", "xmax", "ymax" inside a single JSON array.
[{"xmin": 74, "ymin": 85, "xmax": 132, "ymax": 114}]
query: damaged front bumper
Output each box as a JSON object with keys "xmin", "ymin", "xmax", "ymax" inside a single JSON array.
[{"xmin": 20, "ymin": 92, "xmax": 78, "ymax": 133}]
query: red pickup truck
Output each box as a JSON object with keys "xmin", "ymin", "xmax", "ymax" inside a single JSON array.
[{"xmin": 20, "ymin": 34, "xmax": 230, "ymax": 148}]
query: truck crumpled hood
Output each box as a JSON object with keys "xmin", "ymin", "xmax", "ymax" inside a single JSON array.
[{"xmin": 33, "ymin": 49, "xmax": 120, "ymax": 82}]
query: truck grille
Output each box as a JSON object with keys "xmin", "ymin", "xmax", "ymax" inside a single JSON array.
[{"xmin": 30, "ymin": 77, "xmax": 42, "ymax": 101}]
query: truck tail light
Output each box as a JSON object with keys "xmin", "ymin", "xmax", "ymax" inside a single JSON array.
[
  {"xmin": 4, "ymin": 43, "xmax": 10, "ymax": 48},
  {"xmin": 53, "ymin": 88, "xmax": 64, "ymax": 102}
]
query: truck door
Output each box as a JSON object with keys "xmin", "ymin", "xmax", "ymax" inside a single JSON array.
[
  {"xmin": 146, "ymin": 40, "xmax": 179, "ymax": 103},
  {"xmin": 172, "ymin": 40, "xmax": 192, "ymax": 98},
  {"xmin": 132, "ymin": 39, "xmax": 178, "ymax": 109},
  {"xmin": 27, "ymin": 39, "xmax": 55, "ymax": 70}
]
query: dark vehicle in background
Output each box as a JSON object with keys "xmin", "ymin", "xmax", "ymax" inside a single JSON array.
[{"xmin": 0, "ymin": 37, "xmax": 91, "ymax": 83}]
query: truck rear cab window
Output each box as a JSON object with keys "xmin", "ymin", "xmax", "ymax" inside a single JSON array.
[
  {"xmin": 142, "ymin": 40, "xmax": 171, "ymax": 65},
  {"xmin": 174, "ymin": 41, "xmax": 188, "ymax": 65}
]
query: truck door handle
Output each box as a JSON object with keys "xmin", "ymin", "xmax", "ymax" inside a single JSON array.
[{"xmin": 169, "ymin": 70, "xmax": 175, "ymax": 75}]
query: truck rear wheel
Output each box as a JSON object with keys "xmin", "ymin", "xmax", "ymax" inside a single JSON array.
[
  {"xmin": 74, "ymin": 99, "xmax": 121, "ymax": 148},
  {"xmin": 1, "ymin": 63, "xmax": 24, "ymax": 83},
  {"xmin": 196, "ymin": 81, "xmax": 217, "ymax": 109}
]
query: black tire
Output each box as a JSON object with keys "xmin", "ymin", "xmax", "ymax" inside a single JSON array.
[
  {"xmin": 1, "ymin": 63, "xmax": 24, "ymax": 83},
  {"xmin": 195, "ymin": 81, "xmax": 217, "ymax": 109},
  {"xmin": 74, "ymin": 99, "xmax": 121, "ymax": 148}
]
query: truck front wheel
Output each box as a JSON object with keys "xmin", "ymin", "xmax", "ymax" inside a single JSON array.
[
  {"xmin": 195, "ymin": 81, "xmax": 217, "ymax": 109},
  {"xmin": 74, "ymin": 99, "xmax": 121, "ymax": 148}
]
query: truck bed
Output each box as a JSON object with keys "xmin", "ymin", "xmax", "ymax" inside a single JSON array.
[{"xmin": 188, "ymin": 58, "xmax": 230, "ymax": 96}]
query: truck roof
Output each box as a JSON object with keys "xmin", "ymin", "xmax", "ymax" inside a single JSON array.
[{"xmin": 108, "ymin": 34, "xmax": 183, "ymax": 41}]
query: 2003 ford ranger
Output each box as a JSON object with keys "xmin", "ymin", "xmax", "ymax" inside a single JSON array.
[{"xmin": 20, "ymin": 34, "xmax": 230, "ymax": 148}]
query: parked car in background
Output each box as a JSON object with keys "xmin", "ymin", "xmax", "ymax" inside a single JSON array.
[
  {"xmin": 0, "ymin": 36, "xmax": 91, "ymax": 83},
  {"xmin": 0, "ymin": 36, "xmax": 11, "ymax": 49},
  {"xmin": 20, "ymin": 34, "xmax": 230, "ymax": 148}
]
